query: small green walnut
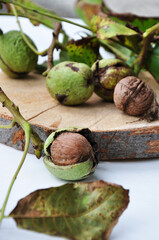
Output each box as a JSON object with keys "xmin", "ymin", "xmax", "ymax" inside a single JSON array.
[
  {"xmin": 46, "ymin": 61, "xmax": 94, "ymax": 105},
  {"xmin": 0, "ymin": 30, "xmax": 38, "ymax": 78},
  {"xmin": 91, "ymin": 58, "xmax": 133, "ymax": 101},
  {"xmin": 43, "ymin": 127, "xmax": 98, "ymax": 180}
]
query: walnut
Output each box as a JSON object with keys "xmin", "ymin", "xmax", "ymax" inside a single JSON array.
[
  {"xmin": 113, "ymin": 76, "xmax": 159, "ymax": 122},
  {"xmin": 43, "ymin": 128, "xmax": 98, "ymax": 180},
  {"xmin": 50, "ymin": 132, "xmax": 95, "ymax": 166}
]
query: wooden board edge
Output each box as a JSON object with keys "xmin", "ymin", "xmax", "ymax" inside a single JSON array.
[{"xmin": 0, "ymin": 115, "xmax": 159, "ymax": 161}]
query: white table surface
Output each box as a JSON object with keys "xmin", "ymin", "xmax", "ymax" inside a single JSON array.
[{"xmin": 0, "ymin": 16, "xmax": 159, "ymax": 240}]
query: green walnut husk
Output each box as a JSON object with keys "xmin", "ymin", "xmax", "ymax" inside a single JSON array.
[
  {"xmin": 46, "ymin": 61, "xmax": 94, "ymax": 105},
  {"xmin": 91, "ymin": 58, "xmax": 133, "ymax": 101},
  {"xmin": 146, "ymin": 43, "xmax": 159, "ymax": 81},
  {"xmin": 0, "ymin": 30, "xmax": 38, "ymax": 78},
  {"xmin": 43, "ymin": 127, "xmax": 98, "ymax": 181}
]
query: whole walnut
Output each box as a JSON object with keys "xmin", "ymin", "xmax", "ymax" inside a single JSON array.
[
  {"xmin": 0, "ymin": 30, "xmax": 38, "ymax": 78},
  {"xmin": 50, "ymin": 132, "xmax": 95, "ymax": 166},
  {"xmin": 46, "ymin": 61, "xmax": 94, "ymax": 105},
  {"xmin": 113, "ymin": 76, "xmax": 159, "ymax": 122}
]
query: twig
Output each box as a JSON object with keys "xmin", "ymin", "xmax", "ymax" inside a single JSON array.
[
  {"xmin": 44, "ymin": 22, "xmax": 62, "ymax": 75},
  {"xmin": 48, "ymin": 23, "xmax": 62, "ymax": 69}
]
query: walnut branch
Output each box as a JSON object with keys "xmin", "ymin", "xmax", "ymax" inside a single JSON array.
[{"xmin": 44, "ymin": 22, "xmax": 62, "ymax": 75}]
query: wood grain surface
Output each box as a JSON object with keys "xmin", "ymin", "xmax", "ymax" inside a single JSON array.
[{"xmin": 0, "ymin": 71, "xmax": 159, "ymax": 160}]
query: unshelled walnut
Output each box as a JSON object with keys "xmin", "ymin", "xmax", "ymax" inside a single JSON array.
[
  {"xmin": 113, "ymin": 76, "xmax": 159, "ymax": 122},
  {"xmin": 0, "ymin": 30, "xmax": 38, "ymax": 78},
  {"xmin": 91, "ymin": 58, "xmax": 133, "ymax": 101},
  {"xmin": 46, "ymin": 61, "xmax": 94, "ymax": 105}
]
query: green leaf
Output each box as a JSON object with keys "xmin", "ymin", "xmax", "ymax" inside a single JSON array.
[
  {"xmin": 117, "ymin": 34, "xmax": 142, "ymax": 53},
  {"xmin": 146, "ymin": 43, "xmax": 159, "ymax": 81},
  {"xmin": 61, "ymin": 37, "xmax": 100, "ymax": 66},
  {"xmin": 60, "ymin": 37, "xmax": 100, "ymax": 66},
  {"xmin": 76, "ymin": 0, "xmax": 140, "ymax": 53},
  {"xmin": 10, "ymin": 180, "xmax": 129, "ymax": 240},
  {"xmin": 110, "ymin": 15, "xmax": 159, "ymax": 33},
  {"xmin": 76, "ymin": 0, "xmax": 138, "ymax": 38},
  {"xmin": 101, "ymin": 39, "xmax": 134, "ymax": 61},
  {"xmin": 5, "ymin": 0, "xmax": 58, "ymax": 29},
  {"xmin": 90, "ymin": 15, "xmax": 137, "ymax": 39},
  {"xmin": 76, "ymin": 1, "xmax": 138, "ymax": 39}
]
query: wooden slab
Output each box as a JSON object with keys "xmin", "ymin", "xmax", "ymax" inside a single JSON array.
[{"xmin": 1, "ymin": 71, "xmax": 159, "ymax": 161}]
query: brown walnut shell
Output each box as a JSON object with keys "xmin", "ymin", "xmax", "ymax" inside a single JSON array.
[
  {"xmin": 50, "ymin": 132, "xmax": 95, "ymax": 166},
  {"xmin": 113, "ymin": 76, "xmax": 155, "ymax": 116}
]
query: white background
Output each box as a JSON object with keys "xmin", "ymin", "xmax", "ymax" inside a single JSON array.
[{"xmin": 0, "ymin": 16, "xmax": 159, "ymax": 240}]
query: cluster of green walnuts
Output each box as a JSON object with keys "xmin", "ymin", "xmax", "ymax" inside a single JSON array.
[{"xmin": 0, "ymin": 30, "xmax": 133, "ymax": 104}]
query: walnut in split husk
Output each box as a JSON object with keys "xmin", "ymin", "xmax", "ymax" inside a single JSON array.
[
  {"xmin": 43, "ymin": 127, "xmax": 98, "ymax": 180},
  {"xmin": 91, "ymin": 58, "xmax": 133, "ymax": 101}
]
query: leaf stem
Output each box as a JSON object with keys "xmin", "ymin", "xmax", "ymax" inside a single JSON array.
[
  {"xmin": 0, "ymin": 119, "xmax": 16, "ymax": 129},
  {"xmin": 0, "ymin": 88, "xmax": 43, "ymax": 158},
  {"xmin": 31, "ymin": 130, "xmax": 44, "ymax": 159},
  {"xmin": 10, "ymin": 4, "xmax": 49, "ymax": 56},
  {"xmin": 132, "ymin": 23, "xmax": 159, "ymax": 75},
  {"xmin": 2, "ymin": 0, "xmax": 90, "ymax": 31},
  {"xmin": 0, "ymin": 87, "xmax": 43, "ymax": 224},
  {"xmin": 0, "ymin": 124, "xmax": 31, "ymax": 225}
]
